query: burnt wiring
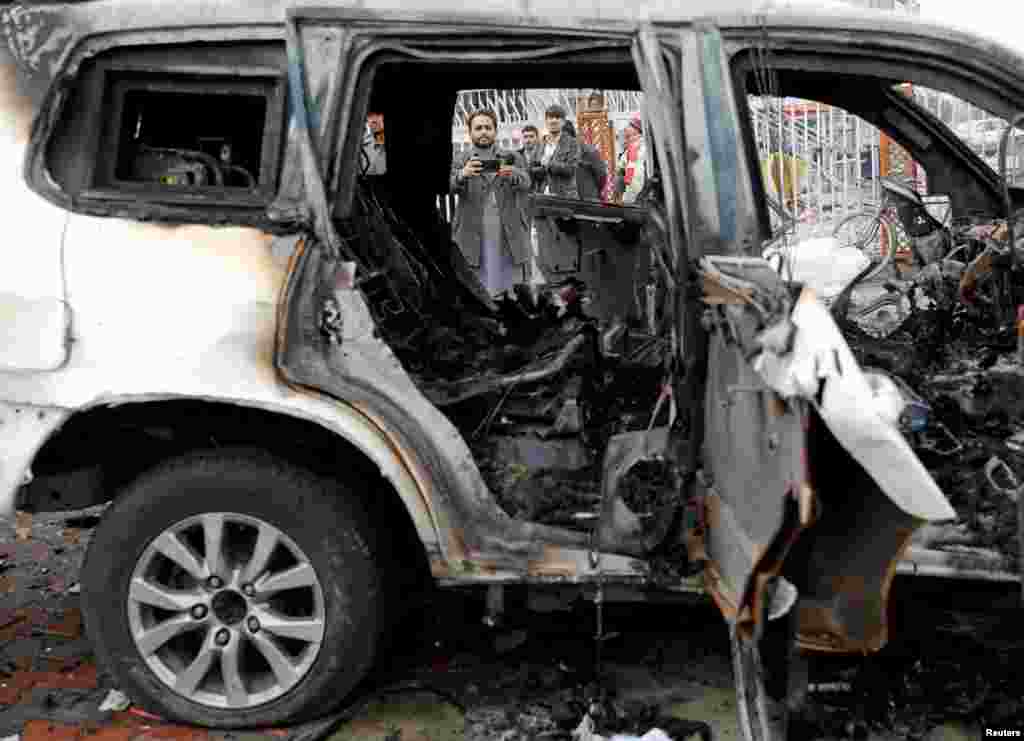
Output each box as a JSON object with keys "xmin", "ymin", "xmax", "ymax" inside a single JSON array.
[{"xmin": 471, "ymin": 381, "xmax": 518, "ymax": 440}]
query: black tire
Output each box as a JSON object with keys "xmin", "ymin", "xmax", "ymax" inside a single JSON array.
[{"xmin": 80, "ymin": 449, "xmax": 381, "ymax": 729}]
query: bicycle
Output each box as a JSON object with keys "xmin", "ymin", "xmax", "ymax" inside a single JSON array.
[
  {"xmin": 828, "ymin": 179, "xmax": 1015, "ymax": 335},
  {"xmin": 830, "ymin": 177, "xmax": 940, "ymax": 283}
]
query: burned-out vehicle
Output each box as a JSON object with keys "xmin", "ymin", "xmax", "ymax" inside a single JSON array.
[{"xmin": 3, "ymin": 0, "xmax": 1024, "ymax": 737}]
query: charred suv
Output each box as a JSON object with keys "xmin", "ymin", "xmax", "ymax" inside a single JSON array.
[{"xmin": 3, "ymin": 0, "xmax": 1023, "ymax": 736}]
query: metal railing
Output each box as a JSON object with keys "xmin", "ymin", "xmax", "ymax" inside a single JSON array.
[
  {"xmin": 751, "ymin": 88, "xmax": 1024, "ymax": 244},
  {"xmin": 442, "ymin": 85, "xmax": 1024, "ymax": 244},
  {"xmin": 451, "ymin": 88, "xmax": 645, "ymax": 152},
  {"xmin": 452, "ymin": 88, "xmax": 645, "ymax": 128}
]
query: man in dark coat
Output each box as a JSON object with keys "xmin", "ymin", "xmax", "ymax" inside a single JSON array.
[
  {"xmin": 519, "ymin": 124, "xmax": 546, "ymax": 193},
  {"xmin": 450, "ymin": 109, "xmax": 532, "ymax": 297},
  {"xmin": 563, "ymin": 120, "xmax": 607, "ymax": 201},
  {"xmin": 530, "ymin": 105, "xmax": 581, "ymax": 198},
  {"xmin": 531, "ymin": 105, "xmax": 582, "ymax": 281}
]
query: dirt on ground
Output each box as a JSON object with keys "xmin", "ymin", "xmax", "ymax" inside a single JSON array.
[{"xmin": 2, "ymin": 505, "xmax": 1024, "ymax": 741}]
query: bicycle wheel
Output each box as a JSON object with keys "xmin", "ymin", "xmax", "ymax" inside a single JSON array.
[{"xmin": 833, "ymin": 211, "xmax": 893, "ymax": 283}]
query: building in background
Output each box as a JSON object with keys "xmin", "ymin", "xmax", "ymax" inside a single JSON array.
[{"xmin": 842, "ymin": 0, "xmax": 919, "ymax": 12}]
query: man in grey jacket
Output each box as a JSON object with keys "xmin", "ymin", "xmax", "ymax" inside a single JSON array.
[
  {"xmin": 532, "ymin": 105, "xmax": 583, "ymax": 280},
  {"xmin": 450, "ymin": 109, "xmax": 532, "ymax": 297},
  {"xmin": 530, "ymin": 105, "xmax": 581, "ymax": 198}
]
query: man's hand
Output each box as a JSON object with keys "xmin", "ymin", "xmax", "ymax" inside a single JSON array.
[
  {"xmin": 462, "ymin": 157, "xmax": 483, "ymax": 178},
  {"xmin": 498, "ymin": 164, "xmax": 514, "ymax": 177}
]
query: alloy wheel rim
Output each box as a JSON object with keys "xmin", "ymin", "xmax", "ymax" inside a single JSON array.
[{"xmin": 127, "ymin": 512, "xmax": 326, "ymax": 709}]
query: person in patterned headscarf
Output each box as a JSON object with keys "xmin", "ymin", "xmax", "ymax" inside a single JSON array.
[{"xmin": 615, "ymin": 113, "xmax": 647, "ymax": 204}]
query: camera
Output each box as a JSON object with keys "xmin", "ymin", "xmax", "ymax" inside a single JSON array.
[{"xmin": 477, "ymin": 154, "xmax": 515, "ymax": 172}]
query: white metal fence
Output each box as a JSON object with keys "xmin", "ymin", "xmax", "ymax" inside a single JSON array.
[
  {"xmin": 441, "ymin": 86, "xmax": 1024, "ymax": 242},
  {"xmin": 750, "ymin": 96, "xmax": 883, "ymax": 242},
  {"xmin": 752, "ymin": 87, "xmax": 1024, "ymax": 243},
  {"xmin": 450, "ymin": 88, "xmax": 645, "ymax": 153}
]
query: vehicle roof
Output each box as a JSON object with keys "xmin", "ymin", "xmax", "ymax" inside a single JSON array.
[{"xmin": 6, "ymin": 0, "xmax": 1024, "ymax": 81}]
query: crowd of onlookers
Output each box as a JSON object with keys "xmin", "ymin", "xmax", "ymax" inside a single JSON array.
[
  {"xmin": 362, "ymin": 103, "xmax": 649, "ymax": 296},
  {"xmin": 513, "ymin": 104, "xmax": 647, "ymax": 206}
]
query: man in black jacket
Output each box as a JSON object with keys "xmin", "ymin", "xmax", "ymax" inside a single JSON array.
[
  {"xmin": 530, "ymin": 105, "xmax": 580, "ymax": 198},
  {"xmin": 531, "ymin": 106, "xmax": 582, "ymax": 281},
  {"xmin": 563, "ymin": 120, "xmax": 607, "ymax": 202},
  {"xmin": 519, "ymin": 125, "xmax": 544, "ymax": 192}
]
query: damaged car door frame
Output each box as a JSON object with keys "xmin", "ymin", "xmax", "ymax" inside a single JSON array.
[
  {"xmin": 276, "ymin": 13, "xmax": 964, "ymax": 738},
  {"xmin": 278, "ymin": 16, "xmax": 808, "ymax": 738},
  {"xmin": 274, "ymin": 10, "xmax": 705, "ymax": 580}
]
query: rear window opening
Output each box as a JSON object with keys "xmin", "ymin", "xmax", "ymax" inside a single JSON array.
[
  {"xmin": 113, "ymin": 87, "xmax": 268, "ymax": 189},
  {"xmin": 92, "ymin": 72, "xmax": 284, "ymax": 196}
]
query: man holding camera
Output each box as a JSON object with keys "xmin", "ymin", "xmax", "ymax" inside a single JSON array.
[{"xmin": 451, "ymin": 109, "xmax": 532, "ymax": 296}]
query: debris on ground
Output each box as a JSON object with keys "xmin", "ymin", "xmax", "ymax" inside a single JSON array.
[
  {"xmin": 59, "ymin": 516, "xmax": 100, "ymax": 531},
  {"xmin": 98, "ymin": 689, "xmax": 130, "ymax": 713}
]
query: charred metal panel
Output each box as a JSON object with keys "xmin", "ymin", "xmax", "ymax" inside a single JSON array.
[
  {"xmin": 0, "ymin": 4, "xmax": 74, "ymax": 101},
  {"xmin": 275, "ymin": 241, "xmax": 603, "ymax": 567},
  {"xmin": 788, "ymin": 412, "xmax": 921, "ymax": 653},
  {"xmin": 748, "ymin": 289, "xmax": 956, "ymax": 651},
  {"xmin": 702, "ymin": 321, "xmax": 808, "ymax": 623},
  {"xmin": 596, "ymin": 426, "xmax": 677, "ymax": 555},
  {"xmin": 271, "ymin": 22, "xmax": 348, "ymax": 225},
  {"xmin": 680, "ymin": 24, "xmax": 762, "ymax": 257}
]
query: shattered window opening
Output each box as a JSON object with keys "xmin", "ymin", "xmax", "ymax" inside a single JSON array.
[
  {"xmin": 735, "ymin": 56, "xmax": 1024, "ymax": 567},
  {"xmin": 900, "ymin": 84, "xmax": 1024, "ymax": 188},
  {"xmin": 111, "ymin": 84, "xmax": 269, "ymax": 189},
  {"xmin": 333, "ymin": 49, "xmax": 677, "ymax": 538}
]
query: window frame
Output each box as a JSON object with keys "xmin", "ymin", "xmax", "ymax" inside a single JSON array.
[
  {"xmin": 309, "ymin": 17, "xmax": 638, "ymax": 218},
  {"xmin": 726, "ymin": 42, "xmax": 1024, "ymax": 241},
  {"xmin": 84, "ymin": 63, "xmax": 287, "ymax": 206},
  {"xmin": 24, "ymin": 32, "xmax": 291, "ymax": 229}
]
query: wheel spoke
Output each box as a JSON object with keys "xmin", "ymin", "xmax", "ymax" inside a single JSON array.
[
  {"xmin": 174, "ymin": 637, "xmax": 217, "ymax": 696},
  {"xmin": 130, "ymin": 511, "xmax": 326, "ymax": 710},
  {"xmin": 241, "ymin": 524, "xmax": 278, "ymax": 585},
  {"xmin": 221, "ymin": 638, "xmax": 248, "ymax": 708},
  {"xmin": 250, "ymin": 632, "xmax": 299, "ymax": 688},
  {"xmin": 253, "ymin": 607, "xmax": 324, "ymax": 644},
  {"xmin": 256, "ymin": 562, "xmax": 316, "ymax": 596},
  {"xmin": 135, "ymin": 615, "xmax": 200, "ymax": 656},
  {"xmin": 153, "ymin": 532, "xmax": 205, "ymax": 581},
  {"xmin": 129, "ymin": 577, "xmax": 202, "ymax": 613},
  {"xmin": 202, "ymin": 514, "xmax": 226, "ymax": 579}
]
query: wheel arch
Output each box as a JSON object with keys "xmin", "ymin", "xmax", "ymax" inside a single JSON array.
[{"xmin": 20, "ymin": 394, "xmax": 443, "ymax": 578}]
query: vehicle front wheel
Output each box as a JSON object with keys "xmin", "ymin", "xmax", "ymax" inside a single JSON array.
[{"xmin": 81, "ymin": 450, "xmax": 381, "ymax": 728}]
